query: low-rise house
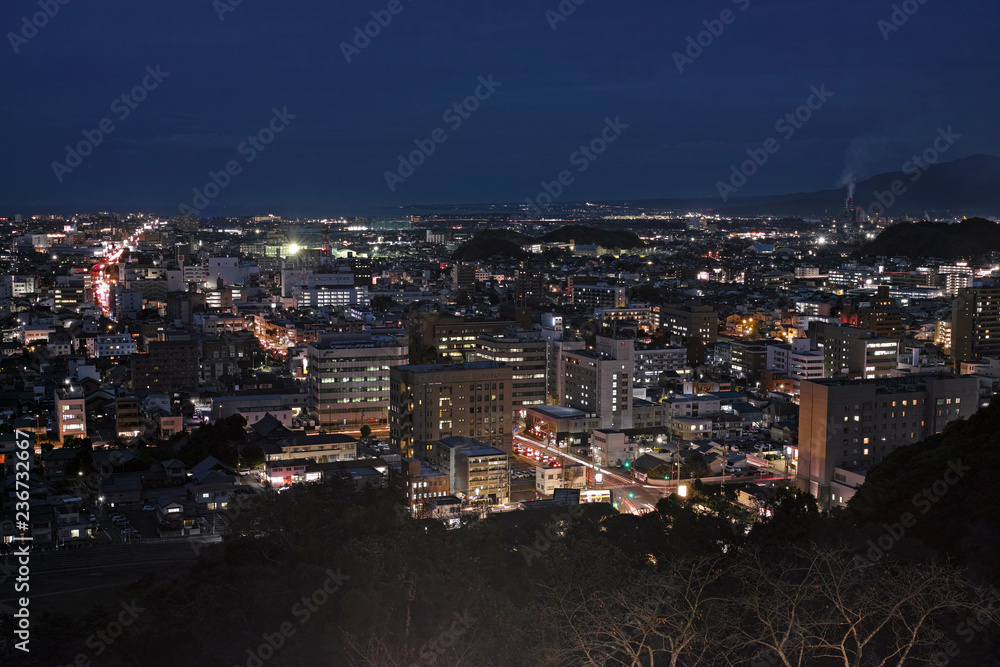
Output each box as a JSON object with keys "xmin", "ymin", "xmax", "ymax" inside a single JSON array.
[
  {"xmin": 41, "ymin": 448, "xmax": 79, "ymax": 479},
  {"xmin": 155, "ymin": 495, "xmax": 201, "ymax": 537},
  {"xmin": 53, "ymin": 500, "xmax": 92, "ymax": 545},
  {"xmin": 263, "ymin": 433, "xmax": 357, "ymax": 464},
  {"xmin": 535, "ymin": 461, "xmax": 587, "ymax": 496},
  {"xmin": 266, "ymin": 458, "xmax": 311, "ymax": 488}
]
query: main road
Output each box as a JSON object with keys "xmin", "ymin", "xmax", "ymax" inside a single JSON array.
[{"xmin": 513, "ymin": 433, "xmax": 794, "ymax": 514}]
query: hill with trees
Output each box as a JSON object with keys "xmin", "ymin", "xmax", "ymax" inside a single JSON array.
[
  {"xmin": 451, "ymin": 229, "xmax": 530, "ymax": 262},
  {"xmin": 539, "ymin": 224, "xmax": 643, "ymax": 249},
  {"xmin": 845, "ymin": 397, "xmax": 1000, "ymax": 582},
  {"xmin": 17, "ymin": 459, "xmax": 1000, "ymax": 666},
  {"xmin": 865, "ymin": 217, "xmax": 1000, "ymax": 259}
]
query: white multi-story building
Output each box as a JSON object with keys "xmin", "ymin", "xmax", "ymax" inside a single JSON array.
[
  {"xmin": 635, "ymin": 346, "xmax": 688, "ymax": 378},
  {"xmin": 939, "ymin": 263, "xmax": 974, "ymax": 296},
  {"xmin": 96, "ymin": 334, "xmax": 136, "ymax": 359},
  {"xmin": 766, "ymin": 341, "xmax": 826, "ymax": 393},
  {"xmin": 558, "ymin": 336, "xmax": 634, "ymax": 430},
  {"xmin": 281, "ymin": 267, "xmax": 355, "ymax": 298},
  {"xmin": 295, "ymin": 287, "xmax": 369, "ymax": 309}
]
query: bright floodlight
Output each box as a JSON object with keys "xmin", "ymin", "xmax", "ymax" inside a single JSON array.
[
  {"xmin": 678, "ymin": 485, "xmax": 688, "ymax": 498},
  {"xmin": 287, "ymin": 243, "xmax": 301, "ymax": 254}
]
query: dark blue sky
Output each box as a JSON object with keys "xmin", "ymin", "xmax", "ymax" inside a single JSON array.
[{"xmin": 2, "ymin": 0, "xmax": 998, "ymax": 217}]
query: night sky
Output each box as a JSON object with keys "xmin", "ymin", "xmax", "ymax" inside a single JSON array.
[{"xmin": 2, "ymin": 0, "xmax": 998, "ymax": 217}]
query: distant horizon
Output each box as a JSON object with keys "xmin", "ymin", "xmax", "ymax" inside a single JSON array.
[{"xmin": 5, "ymin": 153, "xmax": 999, "ymax": 221}]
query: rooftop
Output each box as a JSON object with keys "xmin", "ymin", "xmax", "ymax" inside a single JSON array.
[{"xmin": 528, "ymin": 405, "xmax": 590, "ymax": 419}]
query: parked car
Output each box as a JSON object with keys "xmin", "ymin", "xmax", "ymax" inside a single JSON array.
[
  {"xmin": 142, "ymin": 505, "xmax": 156, "ymax": 512},
  {"xmin": 121, "ymin": 528, "xmax": 139, "ymax": 535}
]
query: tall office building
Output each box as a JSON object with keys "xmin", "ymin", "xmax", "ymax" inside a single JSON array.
[
  {"xmin": 558, "ymin": 336, "xmax": 634, "ymax": 430},
  {"xmin": 389, "ymin": 361, "xmax": 514, "ymax": 458},
  {"xmin": 660, "ymin": 302, "xmax": 719, "ymax": 345},
  {"xmin": 569, "ymin": 279, "xmax": 627, "ymax": 309},
  {"xmin": 131, "ymin": 339, "xmax": 200, "ymax": 392},
  {"xmin": 951, "ymin": 287, "xmax": 1000, "ymax": 366},
  {"xmin": 514, "ymin": 268, "xmax": 546, "ymax": 303},
  {"xmin": 797, "ymin": 374, "xmax": 979, "ymax": 506},
  {"xmin": 842, "ymin": 286, "xmax": 903, "ymax": 338},
  {"xmin": 410, "ymin": 313, "xmax": 521, "ymax": 364},
  {"xmin": 307, "ymin": 332, "xmax": 408, "ymax": 432},
  {"xmin": 808, "ymin": 323, "xmax": 898, "ymax": 379},
  {"xmin": 475, "ymin": 332, "xmax": 547, "ymax": 413},
  {"xmin": 939, "ymin": 263, "xmax": 974, "ymax": 296}
]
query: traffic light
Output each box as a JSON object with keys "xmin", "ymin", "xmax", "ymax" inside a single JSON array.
[
  {"xmin": 623, "ymin": 461, "xmax": 631, "ymax": 468},
  {"xmin": 628, "ymin": 491, "xmax": 634, "ymax": 498}
]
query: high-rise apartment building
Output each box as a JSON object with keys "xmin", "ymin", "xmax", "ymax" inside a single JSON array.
[
  {"xmin": 558, "ymin": 336, "xmax": 634, "ymax": 430},
  {"xmin": 808, "ymin": 323, "xmax": 898, "ymax": 379},
  {"xmin": 634, "ymin": 346, "xmax": 688, "ymax": 379},
  {"xmin": 475, "ymin": 332, "xmax": 547, "ymax": 413},
  {"xmin": 389, "ymin": 361, "xmax": 514, "ymax": 458},
  {"xmin": 569, "ymin": 279, "xmax": 627, "ymax": 309},
  {"xmin": 410, "ymin": 313, "xmax": 521, "ymax": 364},
  {"xmin": 131, "ymin": 339, "xmax": 200, "ymax": 392},
  {"xmin": 307, "ymin": 332, "xmax": 409, "ymax": 432},
  {"xmin": 939, "ymin": 263, "xmax": 974, "ymax": 296},
  {"xmin": 660, "ymin": 302, "xmax": 718, "ymax": 345},
  {"xmin": 951, "ymin": 287, "xmax": 1000, "ymax": 365},
  {"xmin": 514, "ymin": 268, "xmax": 546, "ymax": 302},
  {"xmin": 842, "ymin": 286, "xmax": 903, "ymax": 338},
  {"xmin": 797, "ymin": 374, "xmax": 979, "ymax": 506}
]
